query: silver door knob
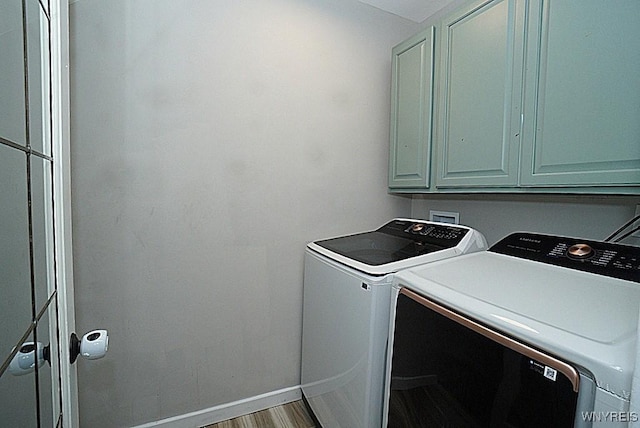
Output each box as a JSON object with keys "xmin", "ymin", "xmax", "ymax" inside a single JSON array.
[
  {"xmin": 8, "ymin": 342, "xmax": 50, "ymax": 376},
  {"xmin": 70, "ymin": 329, "xmax": 109, "ymax": 364}
]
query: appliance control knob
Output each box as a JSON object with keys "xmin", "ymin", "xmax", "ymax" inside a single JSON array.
[
  {"xmin": 567, "ymin": 243, "xmax": 594, "ymax": 259},
  {"xmin": 411, "ymin": 224, "xmax": 425, "ymax": 233}
]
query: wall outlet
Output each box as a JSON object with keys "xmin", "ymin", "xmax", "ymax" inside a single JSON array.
[{"xmin": 429, "ymin": 210, "xmax": 460, "ymax": 224}]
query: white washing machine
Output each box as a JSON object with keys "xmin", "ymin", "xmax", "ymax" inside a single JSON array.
[
  {"xmin": 300, "ymin": 218, "xmax": 487, "ymax": 428},
  {"xmin": 384, "ymin": 232, "xmax": 640, "ymax": 427}
]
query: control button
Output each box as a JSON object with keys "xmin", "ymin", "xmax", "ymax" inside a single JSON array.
[
  {"xmin": 548, "ymin": 243, "xmax": 567, "ymax": 257},
  {"xmin": 613, "ymin": 256, "xmax": 640, "ymax": 271},
  {"xmin": 419, "ymin": 226, "xmax": 433, "ymax": 236},
  {"xmin": 567, "ymin": 243, "xmax": 594, "ymax": 259}
]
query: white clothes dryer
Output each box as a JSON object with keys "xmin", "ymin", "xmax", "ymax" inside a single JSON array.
[{"xmin": 384, "ymin": 232, "xmax": 640, "ymax": 427}]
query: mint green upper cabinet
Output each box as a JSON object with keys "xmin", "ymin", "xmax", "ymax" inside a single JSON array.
[
  {"xmin": 388, "ymin": 0, "xmax": 639, "ymax": 194},
  {"xmin": 388, "ymin": 28, "xmax": 435, "ymax": 189},
  {"xmin": 435, "ymin": 0, "xmax": 525, "ymax": 188},
  {"xmin": 520, "ymin": 0, "xmax": 640, "ymax": 187}
]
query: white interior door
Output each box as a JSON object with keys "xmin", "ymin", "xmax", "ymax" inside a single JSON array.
[{"xmin": 0, "ymin": 0, "xmax": 78, "ymax": 426}]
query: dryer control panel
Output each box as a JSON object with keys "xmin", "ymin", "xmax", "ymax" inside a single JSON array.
[{"xmin": 490, "ymin": 233, "xmax": 640, "ymax": 283}]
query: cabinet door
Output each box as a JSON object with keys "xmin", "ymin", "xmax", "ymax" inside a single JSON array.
[
  {"xmin": 520, "ymin": 0, "xmax": 640, "ymax": 187},
  {"xmin": 436, "ymin": 0, "xmax": 525, "ymax": 188},
  {"xmin": 388, "ymin": 28, "xmax": 435, "ymax": 189}
]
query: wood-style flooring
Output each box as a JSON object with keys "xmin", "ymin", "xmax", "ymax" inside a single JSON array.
[{"xmin": 203, "ymin": 400, "xmax": 316, "ymax": 428}]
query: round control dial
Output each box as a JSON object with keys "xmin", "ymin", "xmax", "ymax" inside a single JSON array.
[
  {"xmin": 410, "ymin": 224, "xmax": 425, "ymax": 233},
  {"xmin": 567, "ymin": 243, "xmax": 594, "ymax": 259}
]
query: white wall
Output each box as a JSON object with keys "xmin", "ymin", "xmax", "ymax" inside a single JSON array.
[{"xmin": 69, "ymin": 0, "xmax": 416, "ymax": 426}]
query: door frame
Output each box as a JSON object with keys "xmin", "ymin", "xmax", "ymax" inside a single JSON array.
[{"xmin": 50, "ymin": 1, "xmax": 79, "ymax": 426}]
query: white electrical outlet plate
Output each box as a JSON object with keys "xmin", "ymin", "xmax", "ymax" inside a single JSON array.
[{"xmin": 429, "ymin": 210, "xmax": 459, "ymax": 224}]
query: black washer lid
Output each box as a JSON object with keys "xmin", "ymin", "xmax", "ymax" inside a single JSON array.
[{"xmin": 314, "ymin": 219, "xmax": 469, "ymax": 266}]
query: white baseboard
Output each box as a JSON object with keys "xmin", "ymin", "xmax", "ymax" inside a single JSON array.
[{"xmin": 132, "ymin": 385, "xmax": 302, "ymax": 428}]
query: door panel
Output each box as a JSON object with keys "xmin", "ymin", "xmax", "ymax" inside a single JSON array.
[
  {"xmin": 31, "ymin": 156, "xmax": 56, "ymax": 312},
  {"xmin": 25, "ymin": 0, "xmax": 52, "ymax": 157},
  {"xmin": 389, "ymin": 290, "xmax": 581, "ymax": 427},
  {"xmin": 0, "ymin": 334, "xmax": 39, "ymax": 426},
  {"xmin": 0, "ymin": 0, "xmax": 27, "ymax": 146},
  {"xmin": 388, "ymin": 28, "xmax": 435, "ymax": 189},
  {"xmin": 37, "ymin": 304, "xmax": 59, "ymax": 428},
  {"xmin": 436, "ymin": 0, "xmax": 525, "ymax": 187},
  {"xmin": 521, "ymin": 0, "xmax": 640, "ymax": 186},
  {"xmin": 0, "ymin": 0, "xmax": 71, "ymax": 426},
  {"xmin": 0, "ymin": 146, "xmax": 32, "ymax": 355}
]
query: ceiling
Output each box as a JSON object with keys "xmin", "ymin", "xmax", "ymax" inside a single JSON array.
[
  {"xmin": 357, "ymin": 0, "xmax": 456, "ymax": 23},
  {"xmin": 68, "ymin": 0, "xmax": 456, "ymax": 24}
]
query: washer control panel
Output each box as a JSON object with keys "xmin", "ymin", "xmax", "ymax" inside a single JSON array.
[
  {"xmin": 381, "ymin": 219, "xmax": 469, "ymax": 245},
  {"xmin": 490, "ymin": 232, "xmax": 640, "ymax": 282}
]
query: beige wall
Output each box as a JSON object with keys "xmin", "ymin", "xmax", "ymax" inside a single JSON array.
[
  {"xmin": 68, "ymin": 1, "xmax": 640, "ymax": 426},
  {"xmin": 69, "ymin": 1, "xmax": 416, "ymax": 426}
]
